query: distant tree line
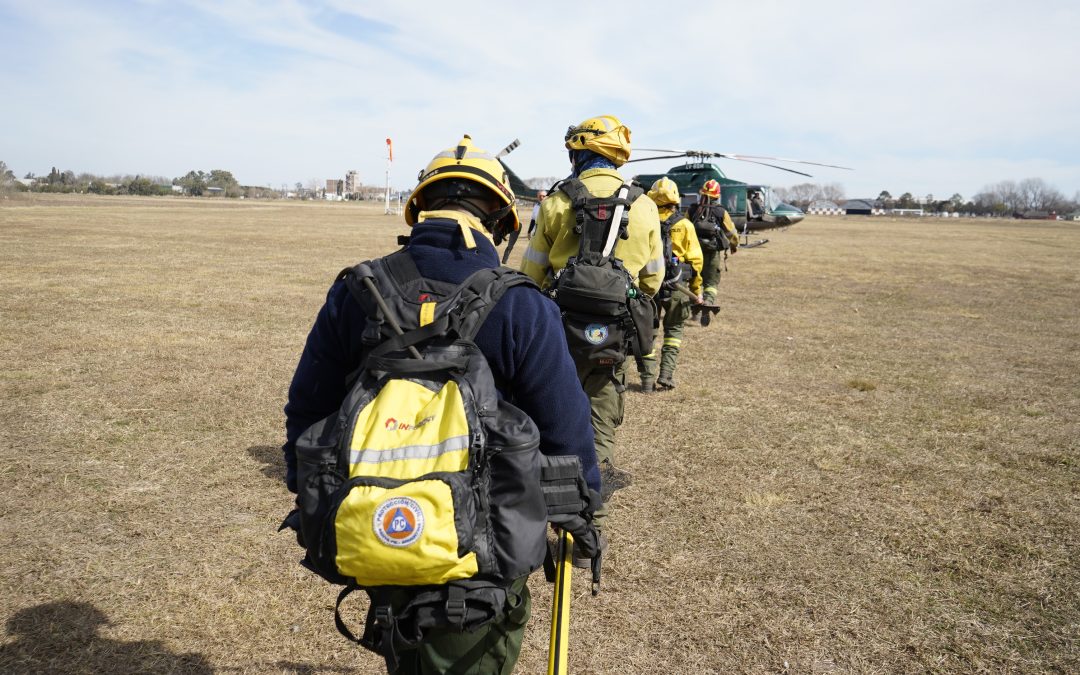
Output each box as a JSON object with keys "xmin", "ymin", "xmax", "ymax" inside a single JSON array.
[
  {"xmin": 0, "ymin": 161, "xmax": 275, "ymax": 199},
  {"xmin": 773, "ymin": 183, "xmax": 846, "ymax": 209},
  {"xmin": 0, "ymin": 160, "xmax": 15, "ymax": 192},
  {"xmin": 873, "ymin": 179, "xmax": 1078, "ymax": 217},
  {"xmin": 775, "ymin": 177, "xmax": 1078, "ymax": 217},
  {"xmin": 969, "ymin": 178, "xmax": 1076, "ymax": 217},
  {"xmin": 174, "ymin": 169, "xmax": 241, "ymax": 197}
]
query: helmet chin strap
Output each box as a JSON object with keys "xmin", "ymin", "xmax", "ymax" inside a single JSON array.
[
  {"xmin": 483, "ymin": 203, "xmax": 515, "ymax": 244},
  {"xmin": 428, "ymin": 196, "xmax": 514, "ymax": 245}
]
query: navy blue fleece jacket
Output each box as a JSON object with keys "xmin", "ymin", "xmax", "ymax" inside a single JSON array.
[{"xmin": 282, "ymin": 213, "xmax": 600, "ymax": 493}]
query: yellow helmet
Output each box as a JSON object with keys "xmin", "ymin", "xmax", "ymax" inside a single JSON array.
[
  {"xmin": 406, "ymin": 135, "xmax": 519, "ymax": 241},
  {"xmin": 647, "ymin": 177, "xmax": 681, "ymax": 208},
  {"xmin": 564, "ymin": 115, "xmax": 632, "ymax": 166}
]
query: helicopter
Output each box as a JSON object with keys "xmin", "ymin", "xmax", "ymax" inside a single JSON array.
[
  {"xmin": 628, "ymin": 149, "xmax": 852, "ymax": 234},
  {"xmin": 494, "ymin": 140, "xmax": 851, "ymax": 241},
  {"xmin": 495, "ymin": 139, "xmax": 545, "ymax": 202}
]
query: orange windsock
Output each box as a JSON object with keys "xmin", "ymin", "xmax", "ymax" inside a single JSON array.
[{"xmin": 386, "ymin": 138, "xmax": 393, "ymax": 161}]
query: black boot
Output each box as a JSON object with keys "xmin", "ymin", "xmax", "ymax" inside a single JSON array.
[{"xmin": 599, "ymin": 461, "xmax": 633, "ymax": 502}]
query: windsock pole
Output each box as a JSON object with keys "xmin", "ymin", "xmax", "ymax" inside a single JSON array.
[
  {"xmin": 384, "ymin": 138, "xmax": 393, "ymax": 215},
  {"xmin": 547, "ymin": 530, "xmax": 573, "ymax": 675}
]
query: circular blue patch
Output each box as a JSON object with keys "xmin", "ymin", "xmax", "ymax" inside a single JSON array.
[
  {"xmin": 373, "ymin": 497, "xmax": 425, "ymax": 548},
  {"xmin": 584, "ymin": 323, "xmax": 609, "ymax": 345}
]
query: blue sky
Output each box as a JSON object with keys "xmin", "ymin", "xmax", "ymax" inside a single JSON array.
[{"xmin": 2, "ymin": 0, "xmax": 1078, "ymax": 200}]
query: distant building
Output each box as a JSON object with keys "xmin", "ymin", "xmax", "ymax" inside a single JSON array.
[
  {"xmin": 345, "ymin": 170, "xmax": 359, "ymax": 196},
  {"xmin": 326, "ymin": 179, "xmax": 341, "ymax": 195},
  {"xmin": 354, "ymin": 185, "xmax": 388, "ymax": 201},
  {"xmin": 205, "ymin": 186, "xmax": 225, "ymax": 196},
  {"xmin": 807, "ymin": 200, "xmax": 843, "ymax": 215},
  {"xmin": 843, "ymin": 199, "xmax": 877, "ymax": 216}
]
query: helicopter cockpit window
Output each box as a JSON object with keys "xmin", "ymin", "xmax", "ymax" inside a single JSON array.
[{"xmin": 746, "ymin": 189, "xmax": 762, "ymax": 217}]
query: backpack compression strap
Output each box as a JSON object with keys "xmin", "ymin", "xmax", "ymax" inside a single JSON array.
[{"xmin": 449, "ymin": 267, "xmax": 539, "ymax": 342}]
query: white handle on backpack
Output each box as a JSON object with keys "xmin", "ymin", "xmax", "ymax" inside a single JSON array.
[{"xmin": 601, "ymin": 183, "xmax": 630, "ymax": 258}]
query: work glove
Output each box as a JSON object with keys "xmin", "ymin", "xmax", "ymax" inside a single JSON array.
[
  {"xmin": 729, "ymin": 239, "xmax": 739, "ymax": 254},
  {"xmin": 549, "ymin": 488, "xmax": 602, "ymax": 558}
]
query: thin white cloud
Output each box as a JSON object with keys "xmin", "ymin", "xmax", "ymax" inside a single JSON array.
[{"xmin": 1, "ymin": 0, "xmax": 1076, "ymax": 198}]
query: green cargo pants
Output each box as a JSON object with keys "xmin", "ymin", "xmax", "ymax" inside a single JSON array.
[
  {"xmin": 579, "ymin": 360, "xmax": 628, "ymax": 532},
  {"xmin": 390, "ymin": 577, "xmax": 531, "ymax": 675},
  {"xmin": 639, "ymin": 294, "xmax": 692, "ymax": 383},
  {"xmin": 700, "ymin": 248, "xmax": 723, "ymax": 304}
]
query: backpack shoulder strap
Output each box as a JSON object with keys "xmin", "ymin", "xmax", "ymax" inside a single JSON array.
[
  {"xmin": 450, "ymin": 268, "xmax": 539, "ymax": 342},
  {"xmin": 689, "ymin": 201, "xmax": 711, "ymax": 224},
  {"xmin": 341, "ymin": 249, "xmax": 466, "ymax": 348},
  {"xmin": 555, "ymin": 177, "xmax": 589, "ymax": 204},
  {"xmin": 340, "ymin": 257, "xmax": 403, "ymax": 338},
  {"xmin": 340, "ymin": 250, "xmax": 416, "ymax": 309},
  {"xmin": 366, "ymin": 268, "xmax": 538, "ymax": 360},
  {"xmin": 660, "ymin": 210, "xmax": 680, "ymax": 263},
  {"xmin": 562, "ymin": 179, "xmax": 638, "ymax": 266}
]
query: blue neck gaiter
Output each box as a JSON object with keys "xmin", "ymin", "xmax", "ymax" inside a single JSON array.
[{"xmin": 569, "ymin": 150, "xmax": 616, "ymax": 177}]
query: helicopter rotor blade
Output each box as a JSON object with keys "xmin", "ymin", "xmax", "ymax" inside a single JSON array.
[
  {"xmin": 627, "ymin": 150, "xmax": 814, "ymax": 176},
  {"xmin": 635, "ymin": 148, "xmax": 691, "ymax": 154},
  {"xmin": 635, "ymin": 147, "xmax": 853, "ymax": 172},
  {"xmin": 716, "ymin": 156, "xmax": 814, "ymax": 177},
  {"xmin": 624, "ymin": 154, "xmax": 695, "ymax": 164},
  {"xmin": 720, "ymin": 154, "xmax": 853, "ymax": 170},
  {"xmin": 496, "ymin": 139, "xmax": 521, "ymax": 159}
]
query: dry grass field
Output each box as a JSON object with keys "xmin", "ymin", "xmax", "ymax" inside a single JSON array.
[{"xmin": 2, "ymin": 194, "xmax": 1077, "ymax": 673}]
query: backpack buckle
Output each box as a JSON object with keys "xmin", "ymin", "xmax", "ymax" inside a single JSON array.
[
  {"xmin": 374, "ymin": 605, "xmax": 393, "ymax": 628},
  {"xmin": 445, "ymin": 585, "xmax": 467, "ymax": 629}
]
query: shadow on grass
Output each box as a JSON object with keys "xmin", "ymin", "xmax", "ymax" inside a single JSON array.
[
  {"xmin": 248, "ymin": 444, "xmax": 286, "ymax": 482},
  {"xmin": 1, "ymin": 601, "xmax": 211, "ymax": 673},
  {"xmin": 216, "ymin": 661, "xmax": 359, "ymax": 674},
  {"xmin": 259, "ymin": 663, "xmax": 357, "ymax": 674}
]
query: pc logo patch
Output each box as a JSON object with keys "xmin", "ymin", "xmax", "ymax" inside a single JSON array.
[
  {"xmin": 373, "ymin": 497, "xmax": 425, "ymax": 547},
  {"xmin": 584, "ymin": 323, "xmax": 609, "ymax": 345}
]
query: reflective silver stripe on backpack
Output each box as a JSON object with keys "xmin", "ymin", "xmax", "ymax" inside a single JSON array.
[{"xmin": 349, "ymin": 435, "xmax": 470, "ymax": 465}]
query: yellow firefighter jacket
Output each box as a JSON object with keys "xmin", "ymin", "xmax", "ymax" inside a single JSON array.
[
  {"xmin": 658, "ymin": 206, "xmax": 705, "ymax": 295},
  {"xmin": 520, "ymin": 168, "xmax": 665, "ymax": 296},
  {"xmin": 720, "ymin": 207, "xmax": 739, "ymax": 252}
]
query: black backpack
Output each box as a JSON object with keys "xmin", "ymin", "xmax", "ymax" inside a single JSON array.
[
  {"xmin": 547, "ymin": 178, "xmax": 656, "ymax": 379},
  {"xmin": 288, "ymin": 249, "xmax": 594, "ymax": 669},
  {"xmin": 658, "ymin": 210, "xmax": 695, "ymax": 300},
  {"xmin": 688, "ymin": 201, "xmax": 731, "ymax": 252}
]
